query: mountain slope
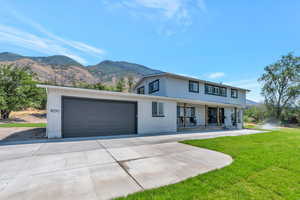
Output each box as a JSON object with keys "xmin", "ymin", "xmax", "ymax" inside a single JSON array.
[
  {"xmin": 87, "ymin": 60, "xmax": 162, "ymax": 83},
  {"xmin": 0, "ymin": 52, "xmax": 161, "ymax": 85},
  {"xmin": 30, "ymin": 55, "xmax": 83, "ymax": 67},
  {"xmin": 246, "ymin": 99, "xmax": 259, "ymax": 106},
  {"xmin": 0, "ymin": 52, "xmax": 82, "ymax": 67},
  {"xmin": 0, "ymin": 52, "xmax": 24, "ymax": 61}
]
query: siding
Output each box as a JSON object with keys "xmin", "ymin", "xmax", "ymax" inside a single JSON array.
[
  {"xmin": 135, "ymin": 76, "xmax": 246, "ymax": 107},
  {"xmin": 165, "ymin": 77, "xmax": 246, "ymax": 106},
  {"xmin": 135, "ymin": 76, "xmax": 167, "ymax": 96}
]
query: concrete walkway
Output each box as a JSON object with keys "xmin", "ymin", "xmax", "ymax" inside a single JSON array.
[{"xmin": 0, "ymin": 129, "xmax": 264, "ymax": 200}]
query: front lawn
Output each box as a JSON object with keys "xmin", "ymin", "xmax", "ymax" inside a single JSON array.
[
  {"xmin": 118, "ymin": 128, "xmax": 300, "ymax": 200},
  {"xmin": 0, "ymin": 123, "xmax": 47, "ymax": 128}
]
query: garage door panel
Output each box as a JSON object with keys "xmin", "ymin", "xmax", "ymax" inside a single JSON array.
[{"xmin": 62, "ymin": 97, "xmax": 137, "ymax": 138}]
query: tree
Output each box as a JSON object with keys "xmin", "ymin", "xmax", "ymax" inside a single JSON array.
[
  {"xmin": 127, "ymin": 76, "xmax": 134, "ymax": 92},
  {"xmin": 0, "ymin": 64, "xmax": 45, "ymax": 119},
  {"xmin": 258, "ymin": 53, "xmax": 300, "ymax": 121},
  {"xmin": 244, "ymin": 104, "xmax": 268, "ymax": 123},
  {"xmin": 72, "ymin": 82, "xmax": 116, "ymax": 91},
  {"xmin": 116, "ymin": 78, "xmax": 125, "ymax": 92}
]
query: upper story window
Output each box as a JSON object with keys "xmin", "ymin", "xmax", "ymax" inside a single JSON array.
[
  {"xmin": 149, "ymin": 79, "xmax": 159, "ymax": 94},
  {"xmin": 231, "ymin": 89, "xmax": 238, "ymax": 98},
  {"xmin": 205, "ymin": 84, "xmax": 227, "ymax": 97},
  {"xmin": 137, "ymin": 86, "xmax": 145, "ymax": 94},
  {"xmin": 152, "ymin": 102, "xmax": 164, "ymax": 117},
  {"xmin": 189, "ymin": 80, "xmax": 199, "ymax": 93}
]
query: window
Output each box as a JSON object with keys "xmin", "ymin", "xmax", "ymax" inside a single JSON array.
[
  {"xmin": 152, "ymin": 102, "xmax": 164, "ymax": 117},
  {"xmin": 220, "ymin": 87, "xmax": 227, "ymax": 96},
  {"xmin": 231, "ymin": 89, "xmax": 238, "ymax": 98},
  {"xmin": 205, "ymin": 84, "xmax": 227, "ymax": 97},
  {"xmin": 149, "ymin": 79, "xmax": 159, "ymax": 94},
  {"xmin": 189, "ymin": 80, "xmax": 199, "ymax": 93},
  {"xmin": 137, "ymin": 86, "xmax": 145, "ymax": 94}
]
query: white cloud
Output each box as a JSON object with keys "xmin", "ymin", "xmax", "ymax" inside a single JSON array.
[
  {"xmin": 197, "ymin": 0, "xmax": 207, "ymax": 13},
  {"xmin": 104, "ymin": 0, "xmax": 207, "ymax": 35},
  {"xmin": 208, "ymin": 72, "xmax": 225, "ymax": 79},
  {"xmin": 0, "ymin": 25, "xmax": 88, "ymax": 64},
  {"xmin": 0, "ymin": 9, "xmax": 105, "ymax": 64},
  {"xmin": 177, "ymin": 73, "xmax": 200, "ymax": 79},
  {"xmin": 134, "ymin": 0, "xmax": 181, "ymax": 18}
]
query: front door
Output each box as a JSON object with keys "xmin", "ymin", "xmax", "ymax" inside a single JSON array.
[
  {"xmin": 208, "ymin": 107, "xmax": 225, "ymax": 125},
  {"xmin": 208, "ymin": 107, "xmax": 218, "ymax": 124},
  {"xmin": 177, "ymin": 106, "xmax": 196, "ymax": 127}
]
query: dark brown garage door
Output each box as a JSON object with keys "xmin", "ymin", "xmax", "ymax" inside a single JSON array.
[{"xmin": 62, "ymin": 97, "xmax": 137, "ymax": 138}]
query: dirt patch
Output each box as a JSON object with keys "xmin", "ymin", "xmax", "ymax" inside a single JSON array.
[{"xmin": 0, "ymin": 109, "xmax": 47, "ymax": 124}]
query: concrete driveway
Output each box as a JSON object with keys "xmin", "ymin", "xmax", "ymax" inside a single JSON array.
[{"xmin": 0, "ymin": 129, "xmax": 263, "ymax": 200}]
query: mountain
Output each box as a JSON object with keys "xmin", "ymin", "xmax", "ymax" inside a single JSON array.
[
  {"xmin": 30, "ymin": 55, "xmax": 83, "ymax": 67},
  {"xmin": 0, "ymin": 52, "xmax": 161, "ymax": 86},
  {"xmin": 0, "ymin": 52, "xmax": 24, "ymax": 61},
  {"xmin": 87, "ymin": 60, "xmax": 162, "ymax": 84},
  {"xmin": 246, "ymin": 99, "xmax": 259, "ymax": 107},
  {"xmin": 0, "ymin": 52, "xmax": 82, "ymax": 66}
]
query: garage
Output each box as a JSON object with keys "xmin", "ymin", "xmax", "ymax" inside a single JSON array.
[{"xmin": 62, "ymin": 96, "xmax": 137, "ymax": 138}]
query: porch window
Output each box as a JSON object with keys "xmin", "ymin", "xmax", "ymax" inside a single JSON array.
[
  {"xmin": 177, "ymin": 106, "xmax": 196, "ymax": 127},
  {"xmin": 231, "ymin": 89, "xmax": 238, "ymax": 98},
  {"xmin": 149, "ymin": 79, "xmax": 159, "ymax": 94},
  {"xmin": 152, "ymin": 102, "xmax": 164, "ymax": 117},
  {"xmin": 189, "ymin": 80, "xmax": 199, "ymax": 93},
  {"xmin": 137, "ymin": 86, "xmax": 145, "ymax": 94}
]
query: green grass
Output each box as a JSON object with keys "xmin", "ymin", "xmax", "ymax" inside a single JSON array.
[
  {"xmin": 0, "ymin": 123, "xmax": 46, "ymax": 128},
  {"xmin": 117, "ymin": 128, "xmax": 300, "ymax": 200}
]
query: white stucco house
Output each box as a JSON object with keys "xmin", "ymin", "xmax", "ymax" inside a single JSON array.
[{"xmin": 39, "ymin": 72, "xmax": 249, "ymax": 138}]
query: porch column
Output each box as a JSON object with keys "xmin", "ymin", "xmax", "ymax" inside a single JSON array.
[
  {"xmin": 234, "ymin": 107, "xmax": 237, "ymax": 127},
  {"xmin": 183, "ymin": 103, "xmax": 187, "ymax": 127},
  {"xmin": 205, "ymin": 105, "xmax": 208, "ymax": 127},
  {"xmin": 217, "ymin": 106, "xmax": 220, "ymax": 126}
]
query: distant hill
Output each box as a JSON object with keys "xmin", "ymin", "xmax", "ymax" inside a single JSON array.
[
  {"xmin": 0, "ymin": 52, "xmax": 162, "ymax": 86},
  {"xmin": 87, "ymin": 60, "xmax": 162, "ymax": 83},
  {"xmin": 0, "ymin": 52, "xmax": 82, "ymax": 66},
  {"xmin": 246, "ymin": 99, "xmax": 259, "ymax": 107},
  {"xmin": 30, "ymin": 55, "xmax": 83, "ymax": 67},
  {"xmin": 0, "ymin": 52, "xmax": 24, "ymax": 61}
]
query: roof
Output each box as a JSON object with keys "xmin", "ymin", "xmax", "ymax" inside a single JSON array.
[
  {"xmin": 134, "ymin": 72, "xmax": 251, "ymax": 92},
  {"xmin": 37, "ymin": 84, "xmax": 245, "ymax": 108}
]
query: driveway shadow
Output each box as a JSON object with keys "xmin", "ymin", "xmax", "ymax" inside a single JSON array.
[{"xmin": 0, "ymin": 128, "xmax": 46, "ymax": 143}]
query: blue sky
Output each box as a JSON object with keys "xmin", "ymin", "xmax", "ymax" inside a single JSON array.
[{"xmin": 1, "ymin": 0, "xmax": 300, "ymax": 101}]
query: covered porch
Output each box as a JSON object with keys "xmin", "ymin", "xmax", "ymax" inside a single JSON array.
[{"xmin": 177, "ymin": 102, "xmax": 243, "ymax": 131}]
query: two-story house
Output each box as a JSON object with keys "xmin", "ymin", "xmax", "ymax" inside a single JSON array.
[
  {"xmin": 134, "ymin": 72, "xmax": 248, "ymax": 130},
  {"xmin": 40, "ymin": 72, "xmax": 249, "ymax": 138}
]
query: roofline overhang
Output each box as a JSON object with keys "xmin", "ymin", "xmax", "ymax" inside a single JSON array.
[{"xmin": 38, "ymin": 84, "xmax": 245, "ymax": 108}]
